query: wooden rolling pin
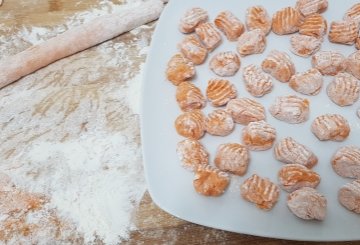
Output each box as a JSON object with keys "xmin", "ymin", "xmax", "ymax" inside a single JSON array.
[{"xmin": 0, "ymin": 0, "xmax": 165, "ymax": 89}]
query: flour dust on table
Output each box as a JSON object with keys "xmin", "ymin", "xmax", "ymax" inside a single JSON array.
[{"xmin": 0, "ymin": 0, "xmax": 153, "ymax": 244}]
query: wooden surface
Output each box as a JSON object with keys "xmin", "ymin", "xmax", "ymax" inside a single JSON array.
[{"xmin": 0, "ymin": 1, "xmax": 359, "ymax": 244}]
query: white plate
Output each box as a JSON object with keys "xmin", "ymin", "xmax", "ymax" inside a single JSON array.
[{"xmin": 141, "ymin": 0, "xmax": 360, "ymax": 241}]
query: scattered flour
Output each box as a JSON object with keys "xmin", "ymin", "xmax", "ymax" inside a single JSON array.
[
  {"xmin": 11, "ymin": 133, "xmax": 146, "ymax": 244},
  {"xmin": 0, "ymin": 0, "xmax": 149, "ymax": 57},
  {"xmin": 126, "ymin": 63, "xmax": 146, "ymax": 115},
  {"xmin": 0, "ymin": 0, "xmax": 158, "ymax": 244}
]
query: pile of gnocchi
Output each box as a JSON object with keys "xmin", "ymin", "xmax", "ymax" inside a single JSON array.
[{"xmin": 165, "ymin": 0, "xmax": 360, "ymax": 220}]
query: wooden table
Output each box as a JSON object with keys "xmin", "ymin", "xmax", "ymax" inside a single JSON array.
[{"xmin": 0, "ymin": 1, "xmax": 358, "ymax": 244}]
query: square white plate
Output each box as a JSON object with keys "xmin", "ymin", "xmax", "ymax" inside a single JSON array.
[{"xmin": 141, "ymin": 0, "xmax": 360, "ymax": 241}]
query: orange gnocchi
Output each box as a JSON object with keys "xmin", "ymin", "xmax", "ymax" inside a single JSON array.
[
  {"xmin": 338, "ymin": 180, "xmax": 360, "ymax": 214},
  {"xmin": 175, "ymin": 110, "xmax": 206, "ymax": 140},
  {"xmin": 206, "ymin": 79, "xmax": 237, "ymax": 107},
  {"xmin": 269, "ymin": 95, "xmax": 310, "ymax": 124},
  {"xmin": 272, "ymin": 7, "xmax": 303, "ymax": 35},
  {"xmin": 193, "ymin": 165, "xmax": 230, "ymax": 196},
  {"xmin": 226, "ymin": 98, "xmax": 266, "ymax": 125},
  {"xmin": 176, "ymin": 139, "xmax": 209, "ymax": 171},
  {"xmin": 311, "ymin": 114, "xmax": 350, "ymax": 141},
  {"xmin": 299, "ymin": 13, "xmax": 327, "ymax": 39},
  {"xmin": 278, "ymin": 164, "xmax": 321, "ymax": 192},
  {"xmin": 290, "ymin": 34, "xmax": 322, "ymax": 57},
  {"xmin": 205, "ymin": 109, "xmax": 234, "ymax": 136},
  {"xmin": 178, "ymin": 34, "xmax": 208, "ymax": 65},
  {"xmin": 331, "ymin": 146, "xmax": 360, "ymax": 179},
  {"xmin": 243, "ymin": 64, "xmax": 273, "ymax": 97},
  {"xmin": 179, "ymin": 7, "xmax": 208, "ymax": 33},
  {"xmin": 328, "ymin": 20, "xmax": 358, "ymax": 45},
  {"xmin": 176, "ymin": 82, "xmax": 206, "ymax": 111},
  {"xmin": 209, "ymin": 51, "xmax": 240, "ymax": 77},
  {"xmin": 274, "ymin": 137, "xmax": 318, "ymax": 168},
  {"xmin": 237, "ymin": 29, "xmax": 266, "ymax": 57},
  {"xmin": 289, "ymin": 68, "xmax": 323, "ymax": 96},
  {"xmin": 166, "ymin": 53, "xmax": 195, "ymax": 85},
  {"xmin": 287, "ymin": 187, "xmax": 327, "ymax": 220},
  {"xmin": 344, "ymin": 3, "xmax": 360, "ymax": 25},
  {"xmin": 214, "ymin": 143, "xmax": 249, "ymax": 176},
  {"xmin": 262, "ymin": 50, "xmax": 295, "ymax": 82},
  {"xmin": 242, "ymin": 120, "xmax": 276, "ymax": 151},
  {"xmin": 240, "ymin": 174, "xmax": 280, "ymax": 210},
  {"xmin": 295, "ymin": 0, "xmax": 328, "ymax": 16},
  {"xmin": 245, "ymin": 6, "xmax": 272, "ymax": 35},
  {"xmin": 327, "ymin": 72, "xmax": 360, "ymax": 107},
  {"xmin": 346, "ymin": 50, "xmax": 360, "ymax": 80},
  {"xmin": 214, "ymin": 11, "xmax": 245, "ymax": 41},
  {"xmin": 312, "ymin": 51, "xmax": 346, "ymax": 76},
  {"xmin": 195, "ymin": 22, "xmax": 222, "ymax": 51}
]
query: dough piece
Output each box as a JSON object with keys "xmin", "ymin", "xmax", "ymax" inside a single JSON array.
[
  {"xmin": 193, "ymin": 165, "xmax": 230, "ymax": 197},
  {"xmin": 178, "ymin": 34, "xmax": 208, "ymax": 65},
  {"xmin": 261, "ymin": 50, "xmax": 295, "ymax": 82},
  {"xmin": 344, "ymin": 3, "xmax": 360, "ymax": 25},
  {"xmin": 206, "ymin": 79, "xmax": 237, "ymax": 107},
  {"xmin": 299, "ymin": 13, "xmax": 327, "ymax": 39},
  {"xmin": 278, "ymin": 164, "xmax": 321, "ymax": 192},
  {"xmin": 236, "ymin": 29, "xmax": 266, "ymax": 57},
  {"xmin": 214, "ymin": 11, "xmax": 245, "ymax": 41},
  {"xmin": 332, "ymin": 146, "xmax": 360, "ymax": 179},
  {"xmin": 328, "ymin": 20, "xmax": 359, "ymax": 45},
  {"xmin": 346, "ymin": 50, "xmax": 360, "ymax": 80},
  {"xmin": 287, "ymin": 187, "xmax": 327, "ymax": 220},
  {"xmin": 175, "ymin": 110, "xmax": 206, "ymax": 140},
  {"xmin": 179, "ymin": 7, "xmax": 208, "ymax": 33},
  {"xmin": 243, "ymin": 64, "xmax": 273, "ymax": 97},
  {"xmin": 295, "ymin": 0, "xmax": 328, "ymax": 16},
  {"xmin": 269, "ymin": 95, "xmax": 310, "ymax": 124},
  {"xmin": 289, "ymin": 68, "xmax": 323, "ymax": 96},
  {"xmin": 214, "ymin": 143, "xmax": 249, "ymax": 176},
  {"xmin": 209, "ymin": 51, "xmax": 241, "ymax": 77},
  {"xmin": 195, "ymin": 22, "xmax": 222, "ymax": 51},
  {"xmin": 312, "ymin": 51, "xmax": 346, "ymax": 76},
  {"xmin": 338, "ymin": 180, "xmax": 360, "ymax": 214},
  {"xmin": 226, "ymin": 98, "xmax": 265, "ymax": 125},
  {"xmin": 166, "ymin": 53, "xmax": 195, "ymax": 85},
  {"xmin": 240, "ymin": 174, "xmax": 280, "ymax": 210},
  {"xmin": 272, "ymin": 7, "xmax": 303, "ymax": 35},
  {"xmin": 205, "ymin": 109, "xmax": 234, "ymax": 136},
  {"xmin": 327, "ymin": 72, "xmax": 360, "ymax": 107},
  {"xmin": 176, "ymin": 82, "xmax": 206, "ymax": 112},
  {"xmin": 290, "ymin": 34, "xmax": 322, "ymax": 57},
  {"xmin": 242, "ymin": 120, "xmax": 276, "ymax": 151},
  {"xmin": 311, "ymin": 114, "xmax": 350, "ymax": 141},
  {"xmin": 176, "ymin": 139, "xmax": 209, "ymax": 171},
  {"xmin": 0, "ymin": 0, "xmax": 164, "ymax": 90},
  {"xmin": 274, "ymin": 137, "xmax": 318, "ymax": 168},
  {"xmin": 245, "ymin": 6, "xmax": 272, "ymax": 35},
  {"xmin": 356, "ymin": 36, "xmax": 360, "ymax": 50}
]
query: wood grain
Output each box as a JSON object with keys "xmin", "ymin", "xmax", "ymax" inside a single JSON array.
[
  {"xmin": 0, "ymin": 1, "xmax": 359, "ymax": 244},
  {"xmin": 0, "ymin": 0, "xmax": 163, "ymax": 89},
  {"xmin": 128, "ymin": 192, "xmax": 359, "ymax": 245}
]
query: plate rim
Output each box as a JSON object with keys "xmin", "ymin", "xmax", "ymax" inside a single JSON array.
[{"xmin": 140, "ymin": 0, "xmax": 360, "ymax": 242}]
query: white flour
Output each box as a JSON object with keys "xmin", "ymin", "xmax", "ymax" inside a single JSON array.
[
  {"xmin": 0, "ymin": 0, "xmax": 147, "ymax": 56},
  {"xmin": 127, "ymin": 63, "xmax": 145, "ymax": 115},
  {"xmin": 0, "ymin": 0, "xmax": 156, "ymax": 244},
  {"xmin": 21, "ymin": 132, "xmax": 145, "ymax": 244}
]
